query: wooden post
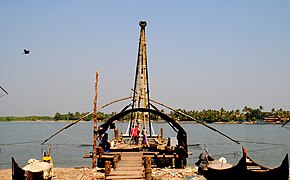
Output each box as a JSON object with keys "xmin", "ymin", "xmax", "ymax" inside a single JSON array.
[
  {"xmin": 114, "ymin": 127, "xmax": 119, "ymax": 141},
  {"xmin": 113, "ymin": 154, "xmax": 118, "ymax": 168},
  {"xmin": 105, "ymin": 161, "xmax": 111, "ymax": 176},
  {"xmin": 172, "ymin": 153, "xmax": 176, "ymax": 168},
  {"xmin": 160, "ymin": 128, "xmax": 164, "ymax": 139},
  {"xmin": 145, "ymin": 157, "xmax": 152, "ymax": 180},
  {"xmin": 92, "ymin": 71, "xmax": 99, "ymax": 168}
]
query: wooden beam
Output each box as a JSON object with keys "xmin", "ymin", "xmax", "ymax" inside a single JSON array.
[{"xmin": 92, "ymin": 70, "xmax": 99, "ymax": 168}]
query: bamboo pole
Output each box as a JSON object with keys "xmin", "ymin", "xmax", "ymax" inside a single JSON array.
[
  {"xmin": 0, "ymin": 85, "xmax": 9, "ymax": 95},
  {"xmin": 160, "ymin": 128, "xmax": 164, "ymax": 139},
  {"xmin": 92, "ymin": 71, "xmax": 98, "ymax": 168},
  {"xmin": 150, "ymin": 98, "xmax": 240, "ymax": 144},
  {"xmin": 282, "ymin": 119, "xmax": 290, "ymax": 127},
  {"xmin": 41, "ymin": 96, "xmax": 132, "ymax": 145},
  {"xmin": 41, "ymin": 112, "xmax": 93, "ymax": 145}
]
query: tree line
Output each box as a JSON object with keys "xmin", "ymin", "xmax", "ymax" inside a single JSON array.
[
  {"xmin": 53, "ymin": 106, "xmax": 290, "ymax": 123},
  {"xmin": 1, "ymin": 106, "xmax": 289, "ymax": 123},
  {"xmin": 167, "ymin": 106, "xmax": 290, "ymax": 123},
  {"xmin": 0, "ymin": 116, "xmax": 53, "ymax": 121}
]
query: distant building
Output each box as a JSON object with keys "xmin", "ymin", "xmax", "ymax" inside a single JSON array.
[{"xmin": 263, "ymin": 117, "xmax": 289, "ymax": 124}]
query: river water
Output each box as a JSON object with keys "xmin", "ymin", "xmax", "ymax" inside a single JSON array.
[{"xmin": 0, "ymin": 121, "xmax": 289, "ymax": 169}]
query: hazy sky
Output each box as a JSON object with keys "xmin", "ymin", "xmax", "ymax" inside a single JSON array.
[{"xmin": 1, "ymin": 1, "xmax": 289, "ymax": 116}]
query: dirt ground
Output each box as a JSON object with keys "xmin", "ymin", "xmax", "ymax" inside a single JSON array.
[
  {"xmin": 0, "ymin": 167, "xmax": 104, "ymax": 180},
  {"xmin": 2, "ymin": 167, "xmax": 289, "ymax": 180},
  {"xmin": 0, "ymin": 167, "xmax": 205, "ymax": 180},
  {"xmin": 151, "ymin": 167, "xmax": 205, "ymax": 180}
]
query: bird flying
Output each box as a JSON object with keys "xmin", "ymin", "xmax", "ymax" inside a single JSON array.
[{"xmin": 23, "ymin": 49, "xmax": 30, "ymax": 54}]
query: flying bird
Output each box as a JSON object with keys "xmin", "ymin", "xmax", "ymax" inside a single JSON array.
[{"xmin": 23, "ymin": 49, "xmax": 30, "ymax": 54}]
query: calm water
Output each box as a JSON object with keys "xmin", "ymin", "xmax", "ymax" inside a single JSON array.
[{"xmin": 0, "ymin": 121, "xmax": 289, "ymax": 169}]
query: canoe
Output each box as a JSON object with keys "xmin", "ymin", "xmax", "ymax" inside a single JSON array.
[
  {"xmin": 12, "ymin": 157, "xmax": 44, "ymax": 180},
  {"xmin": 203, "ymin": 147, "xmax": 289, "ymax": 180},
  {"xmin": 12, "ymin": 147, "xmax": 53, "ymax": 180},
  {"xmin": 12, "ymin": 157, "xmax": 53, "ymax": 180},
  {"xmin": 205, "ymin": 153, "xmax": 247, "ymax": 180},
  {"xmin": 243, "ymin": 148, "xmax": 289, "ymax": 180}
]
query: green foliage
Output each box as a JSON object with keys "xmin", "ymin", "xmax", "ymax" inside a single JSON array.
[
  {"xmin": 0, "ymin": 116, "xmax": 54, "ymax": 121},
  {"xmin": 1, "ymin": 106, "xmax": 290, "ymax": 123},
  {"xmin": 53, "ymin": 111, "xmax": 107, "ymax": 121}
]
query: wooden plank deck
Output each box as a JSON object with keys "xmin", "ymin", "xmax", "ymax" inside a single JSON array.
[{"xmin": 105, "ymin": 152, "xmax": 144, "ymax": 180}]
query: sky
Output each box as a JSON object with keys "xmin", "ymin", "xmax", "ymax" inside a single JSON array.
[{"xmin": 0, "ymin": 1, "xmax": 290, "ymax": 116}]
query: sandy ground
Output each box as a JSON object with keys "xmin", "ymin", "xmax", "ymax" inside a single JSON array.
[
  {"xmin": 0, "ymin": 167, "xmax": 204, "ymax": 180},
  {"xmin": 0, "ymin": 167, "xmax": 104, "ymax": 180},
  {"xmin": 1, "ymin": 167, "xmax": 289, "ymax": 179},
  {"xmin": 151, "ymin": 167, "xmax": 205, "ymax": 180}
]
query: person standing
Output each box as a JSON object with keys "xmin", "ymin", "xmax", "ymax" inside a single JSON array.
[{"xmin": 131, "ymin": 126, "xmax": 140, "ymax": 144}]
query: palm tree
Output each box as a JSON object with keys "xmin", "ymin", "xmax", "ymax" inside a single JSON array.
[
  {"xmin": 220, "ymin": 107, "xmax": 226, "ymax": 121},
  {"xmin": 271, "ymin": 108, "xmax": 276, "ymax": 115},
  {"xmin": 54, "ymin": 112, "xmax": 62, "ymax": 121},
  {"xmin": 243, "ymin": 106, "xmax": 248, "ymax": 114}
]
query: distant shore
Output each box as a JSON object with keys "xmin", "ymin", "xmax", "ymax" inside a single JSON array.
[
  {"xmin": 0, "ymin": 119, "xmax": 287, "ymax": 125},
  {"xmin": 1, "ymin": 107, "xmax": 290, "ymax": 125}
]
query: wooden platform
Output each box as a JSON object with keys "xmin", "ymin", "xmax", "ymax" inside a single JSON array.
[{"xmin": 105, "ymin": 152, "xmax": 144, "ymax": 180}]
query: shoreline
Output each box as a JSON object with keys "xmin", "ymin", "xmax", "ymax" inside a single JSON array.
[
  {"xmin": 0, "ymin": 120, "xmax": 286, "ymax": 125},
  {"xmin": 1, "ymin": 167, "xmax": 289, "ymax": 180}
]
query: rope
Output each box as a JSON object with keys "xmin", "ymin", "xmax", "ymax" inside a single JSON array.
[
  {"xmin": 0, "ymin": 140, "xmax": 43, "ymax": 146},
  {"xmin": 44, "ymin": 122, "xmax": 90, "ymax": 144},
  {"xmin": 209, "ymin": 146, "xmax": 287, "ymax": 158},
  {"xmin": 41, "ymin": 96, "xmax": 132, "ymax": 145},
  {"xmin": 239, "ymin": 140, "xmax": 289, "ymax": 147},
  {"xmin": 7, "ymin": 95, "xmax": 38, "ymax": 119},
  {"xmin": 282, "ymin": 126, "xmax": 290, "ymax": 131},
  {"xmin": 59, "ymin": 131, "xmax": 90, "ymax": 144},
  {"xmin": 150, "ymin": 98, "xmax": 240, "ymax": 144},
  {"xmin": 41, "ymin": 112, "xmax": 93, "ymax": 145}
]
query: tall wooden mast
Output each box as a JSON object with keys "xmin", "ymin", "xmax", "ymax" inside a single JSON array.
[
  {"xmin": 92, "ymin": 71, "xmax": 98, "ymax": 168},
  {"xmin": 130, "ymin": 20, "xmax": 153, "ymax": 136}
]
